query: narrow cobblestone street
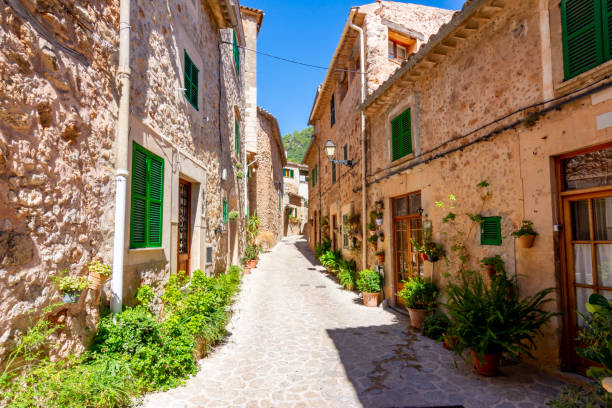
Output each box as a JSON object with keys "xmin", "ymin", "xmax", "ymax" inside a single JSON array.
[{"xmin": 143, "ymin": 236, "xmax": 568, "ymax": 408}]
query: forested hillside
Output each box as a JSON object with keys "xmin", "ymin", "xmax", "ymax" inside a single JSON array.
[{"xmin": 282, "ymin": 126, "xmax": 313, "ymax": 163}]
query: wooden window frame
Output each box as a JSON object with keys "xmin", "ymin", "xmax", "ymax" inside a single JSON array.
[
  {"xmin": 130, "ymin": 142, "xmax": 164, "ymax": 249},
  {"xmin": 184, "ymin": 50, "xmax": 199, "ymax": 110},
  {"xmin": 388, "ymin": 39, "xmax": 410, "ymax": 63},
  {"xmin": 391, "ymin": 108, "xmax": 413, "ymax": 161}
]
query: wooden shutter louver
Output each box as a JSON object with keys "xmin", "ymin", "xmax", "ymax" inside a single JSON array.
[
  {"xmin": 233, "ymin": 31, "xmax": 240, "ymax": 76},
  {"xmin": 481, "ymin": 216, "xmax": 502, "ymax": 246},
  {"xmin": 562, "ymin": 0, "xmax": 604, "ymax": 79},
  {"xmin": 391, "ymin": 108, "xmax": 412, "ymax": 161},
  {"xmin": 130, "ymin": 148, "xmax": 147, "ymax": 247},
  {"xmin": 148, "ymin": 156, "xmax": 164, "ymax": 246},
  {"xmin": 184, "ymin": 51, "xmax": 199, "ymax": 109}
]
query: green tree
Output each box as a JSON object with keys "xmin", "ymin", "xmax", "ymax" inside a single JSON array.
[{"xmin": 282, "ymin": 126, "xmax": 313, "ymax": 163}]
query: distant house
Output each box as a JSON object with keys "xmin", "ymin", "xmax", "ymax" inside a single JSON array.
[{"xmin": 283, "ymin": 162, "xmax": 309, "ymax": 235}]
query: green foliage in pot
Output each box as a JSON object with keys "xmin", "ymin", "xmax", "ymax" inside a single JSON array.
[
  {"xmin": 88, "ymin": 260, "xmax": 112, "ymax": 277},
  {"xmin": 338, "ymin": 259, "xmax": 357, "ymax": 290},
  {"xmin": 314, "ymin": 240, "xmax": 331, "ymax": 259},
  {"xmin": 246, "ymin": 213, "xmax": 260, "ymax": 244},
  {"xmin": 367, "ymin": 235, "xmax": 378, "ymax": 244},
  {"xmin": 51, "ymin": 271, "xmax": 89, "ymax": 293},
  {"xmin": 396, "ymin": 277, "xmax": 438, "ymax": 310},
  {"xmin": 244, "ymin": 245, "xmax": 259, "ymax": 261},
  {"xmin": 445, "ymin": 270, "xmax": 556, "ymax": 359},
  {"xmin": 511, "ymin": 220, "xmax": 538, "ymax": 237},
  {"xmin": 319, "ymin": 250, "xmax": 342, "ymax": 273},
  {"xmin": 228, "ymin": 210, "xmax": 240, "ymax": 221},
  {"xmin": 480, "ymin": 255, "xmax": 505, "ymax": 273},
  {"xmin": 546, "ymin": 385, "xmax": 608, "ymax": 408},
  {"xmin": 422, "ymin": 312, "xmax": 451, "ymax": 341},
  {"xmin": 410, "ymin": 239, "xmax": 445, "ymax": 262},
  {"xmin": 236, "ymin": 170, "xmax": 244, "ymax": 179},
  {"xmin": 356, "ymin": 269, "xmax": 383, "ymax": 293},
  {"xmin": 576, "ymin": 293, "xmax": 612, "ymax": 405}
]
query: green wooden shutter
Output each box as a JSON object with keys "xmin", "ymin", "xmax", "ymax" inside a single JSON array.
[
  {"xmin": 130, "ymin": 143, "xmax": 164, "ymax": 248},
  {"xmin": 130, "ymin": 147, "xmax": 148, "ymax": 248},
  {"xmin": 223, "ymin": 199, "xmax": 228, "ymax": 224},
  {"xmin": 148, "ymin": 155, "xmax": 164, "ymax": 246},
  {"xmin": 391, "ymin": 108, "xmax": 412, "ymax": 161},
  {"xmin": 290, "ymin": 170, "xmax": 294, "ymax": 178},
  {"xmin": 235, "ymin": 117, "xmax": 239, "ymax": 156},
  {"xmin": 330, "ymin": 94, "xmax": 335, "ymax": 127},
  {"xmin": 233, "ymin": 31, "xmax": 240, "ymax": 76},
  {"xmin": 332, "ymin": 161, "xmax": 336, "ymax": 183},
  {"xmin": 481, "ymin": 216, "xmax": 502, "ymax": 246},
  {"xmin": 602, "ymin": 0, "xmax": 612, "ymax": 59},
  {"xmin": 184, "ymin": 51, "xmax": 199, "ymax": 109},
  {"xmin": 561, "ymin": 0, "xmax": 604, "ymax": 80}
]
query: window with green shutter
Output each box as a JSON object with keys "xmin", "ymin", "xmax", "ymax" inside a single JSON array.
[
  {"xmin": 330, "ymin": 94, "xmax": 335, "ymax": 127},
  {"xmin": 343, "ymin": 144, "xmax": 348, "ymax": 161},
  {"xmin": 391, "ymin": 108, "xmax": 412, "ymax": 161},
  {"xmin": 234, "ymin": 117, "xmax": 240, "ymax": 157},
  {"xmin": 481, "ymin": 216, "xmax": 502, "ymax": 246},
  {"xmin": 222, "ymin": 199, "xmax": 228, "ymax": 224},
  {"xmin": 290, "ymin": 169, "xmax": 294, "ymax": 178},
  {"xmin": 184, "ymin": 51, "xmax": 199, "ymax": 110},
  {"xmin": 561, "ymin": 0, "xmax": 612, "ymax": 80},
  {"xmin": 130, "ymin": 143, "xmax": 164, "ymax": 248},
  {"xmin": 233, "ymin": 30, "xmax": 240, "ymax": 76},
  {"xmin": 312, "ymin": 166, "xmax": 317, "ymax": 187},
  {"xmin": 332, "ymin": 161, "xmax": 337, "ymax": 184}
]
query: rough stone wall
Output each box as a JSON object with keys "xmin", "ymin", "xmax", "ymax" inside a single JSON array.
[
  {"xmin": 242, "ymin": 11, "xmax": 259, "ymax": 154},
  {"xmin": 250, "ymin": 110, "xmax": 283, "ymax": 245},
  {"xmin": 0, "ymin": 0, "xmax": 119, "ymax": 359}
]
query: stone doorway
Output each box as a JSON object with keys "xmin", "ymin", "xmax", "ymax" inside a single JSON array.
[{"xmin": 178, "ymin": 179, "xmax": 191, "ymax": 275}]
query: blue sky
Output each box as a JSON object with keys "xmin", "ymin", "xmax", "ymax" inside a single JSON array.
[{"xmin": 241, "ymin": 0, "xmax": 466, "ymax": 136}]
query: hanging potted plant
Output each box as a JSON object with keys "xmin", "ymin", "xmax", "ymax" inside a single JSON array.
[
  {"xmin": 228, "ymin": 210, "xmax": 240, "ymax": 221},
  {"xmin": 244, "ymin": 244, "xmax": 259, "ymax": 268},
  {"xmin": 411, "ymin": 239, "xmax": 445, "ymax": 262},
  {"xmin": 52, "ymin": 271, "xmax": 89, "ymax": 303},
  {"xmin": 376, "ymin": 250, "xmax": 385, "ymax": 263},
  {"xmin": 511, "ymin": 220, "xmax": 538, "ymax": 248},
  {"xmin": 374, "ymin": 212, "xmax": 383, "ymax": 226},
  {"xmin": 445, "ymin": 270, "xmax": 556, "ymax": 377},
  {"xmin": 397, "ymin": 277, "xmax": 438, "ymax": 329},
  {"xmin": 87, "ymin": 260, "xmax": 112, "ymax": 290},
  {"xmin": 368, "ymin": 220, "xmax": 377, "ymax": 236},
  {"xmin": 378, "ymin": 231, "xmax": 385, "ymax": 242},
  {"xmin": 375, "ymin": 200, "xmax": 384, "ymax": 213},
  {"xmin": 367, "ymin": 235, "xmax": 378, "ymax": 251},
  {"xmin": 479, "ymin": 255, "xmax": 504, "ymax": 278},
  {"xmin": 356, "ymin": 269, "xmax": 383, "ymax": 307}
]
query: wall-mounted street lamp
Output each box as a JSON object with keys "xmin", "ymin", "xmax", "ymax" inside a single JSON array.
[{"xmin": 324, "ymin": 139, "xmax": 353, "ymax": 168}]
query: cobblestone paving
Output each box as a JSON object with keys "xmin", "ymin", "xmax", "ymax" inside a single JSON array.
[{"xmin": 142, "ymin": 235, "xmax": 568, "ymax": 408}]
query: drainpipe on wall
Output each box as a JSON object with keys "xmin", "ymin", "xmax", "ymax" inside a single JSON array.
[
  {"xmin": 111, "ymin": 0, "xmax": 131, "ymax": 314},
  {"xmin": 348, "ymin": 10, "xmax": 367, "ymax": 271}
]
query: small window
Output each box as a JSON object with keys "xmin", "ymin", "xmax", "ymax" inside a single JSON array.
[
  {"xmin": 332, "ymin": 161, "xmax": 336, "ymax": 184},
  {"xmin": 206, "ymin": 246, "xmax": 213, "ymax": 264},
  {"xmin": 391, "ymin": 108, "xmax": 412, "ymax": 161},
  {"xmin": 330, "ymin": 94, "xmax": 335, "ymax": 127},
  {"xmin": 222, "ymin": 199, "xmax": 228, "ymax": 224},
  {"xmin": 311, "ymin": 165, "xmax": 317, "ymax": 187},
  {"xmin": 234, "ymin": 116, "xmax": 240, "ymax": 157},
  {"xmin": 184, "ymin": 51, "xmax": 199, "ymax": 110},
  {"xmin": 481, "ymin": 216, "xmax": 502, "ymax": 246},
  {"xmin": 388, "ymin": 38, "xmax": 411, "ymax": 62},
  {"xmin": 232, "ymin": 30, "xmax": 240, "ymax": 76},
  {"xmin": 397, "ymin": 44, "xmax": 407, "ymax": 60},
  {"xmin": 343, "ymin": 214, "xmax": 349, "ymax": 248},
  {"xmin": 130, "ymin": 143, "xmax": 164, "ymax": 248},
  {"xmin": 343, "ymin": 144, "xmax": 348, "ymax": 161}
]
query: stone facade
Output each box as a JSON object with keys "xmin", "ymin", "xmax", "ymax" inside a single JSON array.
[
  {"xmin": 303, "ymin": 1, "xmax": 453, "ymax": 262},
  {"xmin": 283, "ymin": 162, "xmax": 308, "ymax": 236},
  {"xmin": 0, "ymin": 0, "xmax": 249, "ymax": 360},
  {"xmin": 247, "ymin": 107, "xmax": 285, "ymax": 248},
  {"xmin": 309, "ymin": 0, "xmax": 612, "ymax": 374}
]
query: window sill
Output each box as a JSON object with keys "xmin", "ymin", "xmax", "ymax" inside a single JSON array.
[
  {"xmin": 556, "ymin": 59, "xmax": 612, "ymax": 95},
  {"xmin": 129, "ymin": 247, "xmax": 163, "ymax": 253},
  {"xmin": 389, "ymin": 153, "xmax": 415, "ymax": 168}
]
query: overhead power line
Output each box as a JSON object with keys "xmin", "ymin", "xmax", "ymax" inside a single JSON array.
[{"xmin": 220, "ymin": 41, "xmax": 364, "ymax": 75}]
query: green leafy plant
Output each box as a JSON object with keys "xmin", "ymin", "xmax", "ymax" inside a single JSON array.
[
  {"xmin": 244, "ymin": 245, "xmax": 259, "ymax": 261},
  {"xmin": 444, "ymin": 270, "xmax": 556, "ymax": 359},
  {"xmin": 375, "ymin": 250, "xmax": 385, "ymax": 256},
  {"xmin": 246, "ymin": 214, "xmax": 260, "ymax": 245},
  {"xmin": 356, "ymin": 269, "xmax": 383, "ymax": 293},
  {"xmin": 235, "ymin": 162, "xmax": 242, "ymax": 170},
  {"xmin": 236, "ymin": 170, "xmax": 244, "ymax": 179},
  {"xmin": 51, "ymin": 271, "xmax": 89, "ymax": 293},
  {"xmin": 410, "ymin": 239, "xmax": 445, "ymax": 262},
  {"xmin": 136, "ymin": 284, "xmax": 155, "ymax": 308},
  {"xmin": 319, "ymin": 250, "xmax": 341, "ymax": 273},
  {"xmin": 314, "ymin": 240, "xmax": 331, "ymax": 259},
  {"xmin": 396, "ymin": 277, "xmax": 438, "ymax": 310},
  {"xmin": 88, "ymin": 260, "xmax": 112, "ymax": 277},
  {"xmin": 422, "ymin": 312, "xmax": 451, "ymax": 341},
  {"xmin": 228, "ymin": 210, "xmax": 239, "ymax": 221},
  {"xmin": 480, "ymin": 255, "xmax": 505, "ymax": 273},
  {"xmin": 338, "ymin": 260, "xmax": 357, "ymax": 290},
  {"xmin": 367, "ymin": 235, "xmax": 378, "ymax": 244},
  {"xmin": 511, "ymin": 220, "xmax": 538, "ymax": 237},
  {"xmin": 546, "ymin": 384, "xmax": 607, "ymax": 407}
]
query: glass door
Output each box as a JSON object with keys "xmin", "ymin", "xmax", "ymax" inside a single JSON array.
[{"xmin": 393, "ymin": 192, "xmax": 423, "ymax": 304}]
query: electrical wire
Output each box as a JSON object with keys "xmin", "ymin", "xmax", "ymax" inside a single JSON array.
[{"xmin": 220, "ymin": 41, "xmax": 364, "ymax": 75}]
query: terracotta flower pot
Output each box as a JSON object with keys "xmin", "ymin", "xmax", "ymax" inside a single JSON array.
[
  {"xmin": 247, "ymin": 259, "xmax": 257, "ymax": 269},
  {"xmin": 88, "ymin": 272, "xmax": 108, "ymax": 290},
  {"xmin": 369, "ymin": 230, "xmax": 377, "ymax": 236},
  {"xmin": 517, "ymin": 234, "xmax": 536, "ymax": 248},
  {"xmin": 472, "ymin": 351, "xmax": 500, "ymax": 376},
  {"xmin": 362, "ymin": 292, "xmax": 379, "ymax": 307},
  {"xmin": 443, "ymin": 334, "xmax": 458, "ymax": 350},
  {"xmin": 407, "ymin": 308, "xmax": 428, "ymax": 329},
  {"xmin": 421, "ymin": 253, "xmax": 428, "ymax": 261},
  {"xmin": 376, "ymin": 254, "xmax": 385, "ymax": 263},
  {"xmin": 243, "ymin": 266, "xmax": 251, "ymax": 275}
]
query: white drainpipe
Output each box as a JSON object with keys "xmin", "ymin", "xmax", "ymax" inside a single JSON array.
[
  {"xmin": 348, "ymin": 11, "xmax": 367, "ymax": 271},
  {"xmin": 111, "ymin": 0, "xmax": 131, "ymax": 314}
]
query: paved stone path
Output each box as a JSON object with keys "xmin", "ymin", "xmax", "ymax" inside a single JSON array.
[{"xmin": 143, "ymin": 235, "xmax": 568, "ymax": 408}]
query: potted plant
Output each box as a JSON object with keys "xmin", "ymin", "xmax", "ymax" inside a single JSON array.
[
  {"xmin": 356, "ymin": 269, "xmax": 383, "ymax": 307},
  {"xmin": 422, "ymin": 311, "xmax": 450, "ymax": 341},
  {"xmin": 367, "ymin": 235, "xmax": 378, "ymax": 251},
  {"xmin": 52, "ymin": 271, "xmax": 89, "ymax": 303},
  {"xmin": 378, "ymin": 231, "xmax": 384, "ymax": 242},
  {"xmin": 244, "ymin": 245, "xmax": 259, "ymax": 268},
  {"xmin": 228, "ymin": 210, "xmax": 240, "ymax": 221},
  {"xmin": 338, "ymin": 260, "xmax": 356, "ymax": 291},
  {"xmin": 87, "ymin": 260, "xmax": 111, "ymax": 290},
  {"xmin": 479, "ymin": 255, "xmax": 505, "ymax": 277},
  {"xmin": 445, "ymin": 270, "xmax": 556, "ymax": 376},
  {"xmin": 368, "ymin": 220, "xmax": 377, "ymax": 236},
  {"xmin": 411, "ymin": 239, "xmax": 445, "ymax": 262},
  {"xmin": 511, "ymin": 220, "xmax": 538, "ymax": 248},
  {"xmin": 373, "ymin": 212, "xmax": 383, "ymax": 226},
  {"xmin": 320, "ymin": 250, "xmax": 341, "ymax": 274},
  {"xmin": 397, "ymin": 277, "xmax": 438, "ymax": 329},
  {"xmin": 376, "ymin": 250, "xmax": 385, "ymax": 263}
]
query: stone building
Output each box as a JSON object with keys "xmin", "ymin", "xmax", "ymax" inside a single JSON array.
[
  {"xmin": 318, "ymin": 0, "xmax": 612, "ymax": 375},
  {"xmin": 0, "ymin": 0, "xmax": 254, "ymax": 360},
  {"xmin": 283, "ymin": 162, "xmax": 308, "ymax": 236},
  {"xmin": 246, "ymin": 106, "xmax": 286, "ymax": 249},
  {"xmin": 303, "ymin": 1, "xmax": 454, "ymax": 264}
]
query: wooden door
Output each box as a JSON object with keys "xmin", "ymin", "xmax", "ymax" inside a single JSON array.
[
  {"xmin": 178, "ymin": 179, "xmax": 191, "ymax": 275},
  {"xmin": 563, "ymin": 191, "xmax": 612, "ymax": 373},
  {"xmin": 393, "ymin": 192, "xmax": 423, "ymax": 303}
]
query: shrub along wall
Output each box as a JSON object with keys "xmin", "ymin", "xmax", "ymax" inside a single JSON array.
[{"xmin": 0, "ymin": 267, "xmax": 242, "ymax": 407}]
